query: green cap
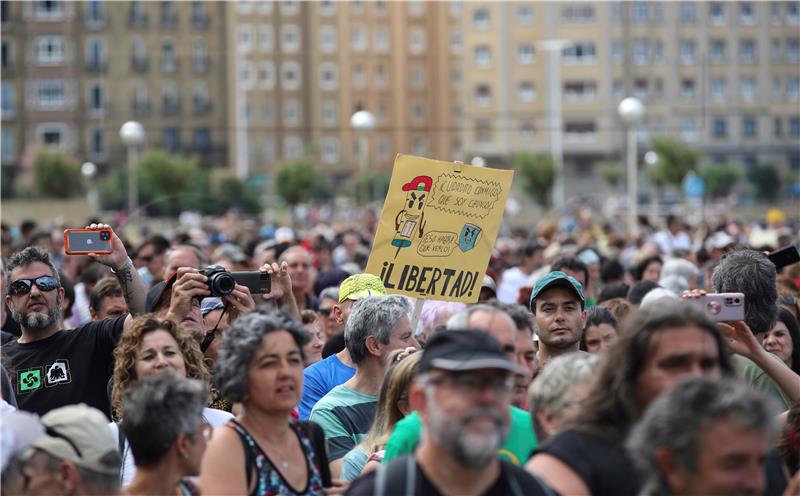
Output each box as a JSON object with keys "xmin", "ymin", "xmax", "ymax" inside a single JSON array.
[
  {"xmin": 529, "ymin": 271, "xmax": 585, "ymax": 312},
  {"xmin": 338, "ymin": 273, "xmax": 387, "ymax": 304}
]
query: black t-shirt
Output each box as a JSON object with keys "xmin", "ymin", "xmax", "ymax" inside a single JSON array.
[
  {"xmin": 2, "ymin": 306, "xmax": 22, "ymax": 338},
  {"xmin": 3, "ymin": 316, "xmax": 126, "ymax": 418},
  {"xmin": 345, "ymin": 457, "xmax": 554, "ymax": 496},
  {"xmin": 534, "ymin": 428, "xmax": 640, "ymax": 496}
]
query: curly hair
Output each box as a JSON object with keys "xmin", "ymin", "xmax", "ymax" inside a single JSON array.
[{"xmin": 111, "ymin": 315, "xmax": 209, "ymax": 419}]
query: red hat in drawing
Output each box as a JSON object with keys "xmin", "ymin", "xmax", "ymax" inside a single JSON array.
[{"xmin": 401, "ymin": 176, "xmax": 433, "ymax": 192}]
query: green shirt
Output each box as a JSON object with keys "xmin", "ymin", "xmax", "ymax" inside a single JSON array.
[
  {"xmin": 383, "ymin": 405, "xmax": 537, "ymax": 466},
  {"xmin": 733, "ymin": 354, "xmax": 791, "ymax": 414}
]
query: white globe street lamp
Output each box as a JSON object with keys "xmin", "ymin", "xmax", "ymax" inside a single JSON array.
[
  {"xmin": 350, "ymin": 110, "xmax": 376, "ymax": 202},
  {"xmin": 120, "ymin": 121, "xmax": 145, "ymax": 230},
  {"xmin": 471, "ymin": 156, "xmax": 486, "ymax": 167},
  {"xmin": 617, "ymin": 97, "xmax": 645, "ymax": 237},
  {"xmin": 81, "ymin": 161, "xmax": 99, "ymax": 214}
]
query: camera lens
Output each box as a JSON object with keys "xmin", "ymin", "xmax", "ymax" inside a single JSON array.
[
  {"xmin": 707, "ymin": 301, "xmax": 721, "ymax": 315},
  {"xmin": 100, "ymin": 232, "xmax": 110, "ymax": 241},
  {"xmin": 209, "ymin": 272, "xmax": 235, "ymax": 296}
]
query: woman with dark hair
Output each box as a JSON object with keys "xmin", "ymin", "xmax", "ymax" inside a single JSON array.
[
  {"xmin": 579, "ymin": 307, "xmax": 619, "ymax": 353},
  {"xmin": 760, "ymin": 307, "xmax": 800, "ymax": 374},
  {"xmin": 631, "ymin": 255, "xmax": 662, "ymax": 283},
  {"xmin": 526, "ymin": 301, "xmax": 735, "ymax": 495},
  {"xmin": 200, "ymin": 310, "xmax": 335, "ymax": 495}
]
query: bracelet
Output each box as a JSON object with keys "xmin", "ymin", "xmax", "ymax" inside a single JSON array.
[{"xmin": 111, "ymin": 258, "xmax": 134, "ymax": 274}]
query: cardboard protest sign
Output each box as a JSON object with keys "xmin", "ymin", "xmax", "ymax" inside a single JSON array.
[{"xmin": 366, "ymin": 154, "xmax": 514, "ymax": 303}]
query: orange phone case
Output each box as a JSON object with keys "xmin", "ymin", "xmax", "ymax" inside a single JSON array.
[{"xmin": 63, "ymin": 228, "xmax": 114, "ymax": 255}]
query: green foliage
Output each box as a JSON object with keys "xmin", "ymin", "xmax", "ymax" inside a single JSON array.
[
  {"xmin": 746, "ymin": 163, "xmax": 781, "ymax": 201},
  {"xmin": 600, "ymin": 164, "xmax": 624, "ymax": 189},
  {"xmin": 697, "ymin": 163, "xmax": 740, "ymax": 198},
  {"xmin": 513, "ymin": 151, "xmax": 556, "ymax": 207},
  {"xmin": 354, "ymin": 171, "xmax": 391, "ymax": 204},
  {"xmin": 33, "ymin": 151, "xmax": 82, "ymax": 198},
  {"xmin": 274, "ymin": 159, "xmax": 319, "ymax": 206},
  {"xmin": 217, "ymin": 177, "xmax": 262, "ymax": 214},
  {"xmin": 649, "ymin": 137, "xmax": 699, "ymax": 188},
  {"xmin": 138, "ymin": 150, "xmax": 199, "ymax": 216}
]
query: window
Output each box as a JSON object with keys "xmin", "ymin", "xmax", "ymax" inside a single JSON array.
[
  {"xmin": 709, "ymin": 2, "xmax": 726, "ymax": 24},
  {"xmin": 35, "ymin": 36, "xmax": 64, "ymax": 64},
  {"xmin": 632, "ymin": 2, "xmax": 648, "ymax": 23},
  {"xmin": 681, "ymin": 79, "xmax": 696, "ymax": 100},
  {"xmin": 1, "ymin": 0, "xmax": 9, "ymax": 26},
  {"xmin": 375, "ymin": 27, "xmax": 389, "ymax": 52},
  {"xmin": 611, "ymin": 40, "xmax": 624, "ymax": 64},
  {"xmin": 612, "ymin": 80, "xmax": 624, "ymax": 100},
  {"xmin": 132, "ymin": 80, "xmax": 148, "ymax": 112},
  {"xmin": 161, "ymin": 0, "xmax": 176, "ymax": 26},
  {"xmin": 680, "ymin": 39, "xmax": 696, "ymax": 64},
  {"xmin": 740, "ymin": 39, "xmax": 756, "ymax": 64},
  {"xmin": 280, "ymin": 0, "xmax": 299, "ymax": 16},
  {"xmin": 474, "ymin": 45, "xmax": 491, "ymax": 68},
  {"xmin": 680, "ymin": 2, "xmax": 696, "ymax": 23},
  {"xmin": 281, "ymin": 25, "xmax": 300, "ymax": 53},
  {"xmin": 653, "ymin": 3, "xmax": 663, "ymax": 22},
  {"xmin": 350, "ymin": 65, "xmax": 365, "ymax": 87},
  {"xmin": 320, "ymin": 25, "xmax": 336, "ymax": 53},
  {"xmin": 711, "ymin": 78, "xmax": 727, "ymax": 101},
  {"xmin": 281, "ymin": 61, "xmax": 301, "ymax": 90},
  {"xmin": 162, "ymin": 83, "xmax": 180, "ymax": 114},
  {"xmin": 742, "ymin": 116, "xmax": 757, "ymax": 138},
  {"xmin": 562, "ymin": 42, "xmax": 596, "ymax": 64},
  {"xmin": 322, "ymin": 100, "xmax": 337, "ymax": 125},
  {"xmin": 773, "ymin": 77, "xmax": 783, "ymax": 100},
  {"xmin": 321, "ymin": 137, "xmax": 339, "ymax": 164},
  {"xmin": 411, "ymin": 137, "xmax": 426, "ymax": 156},
  {"xmin": 408, "ymin": 0, "xmax": 423, "ymax": 15},
  {"xmin": 634, "ymin": 79, "xmax": 648, "ymax": 100},
  {"xmin": 681, "ymin": 118, "xmax": 697, "ymax": 141},
  {"xmin": 2, "ymin": 130, "xmax": 14, "ymax": 161},
  {"xmin": 240, "ymin": 61, "xmax": 253, "ymax": 88},
  {"xmin": 34, "ymin": 0, "xmax": 63, "ymax": 19},
  {"xmin": 474, "ymin": 84, "xmax": 491, "ymax": 106},
  {"xmin": 519, "ymin": 121, "xmax": 535, "ymax": 139},
  {"xmin": 560, "ymin": 4, "xmax": 594, "ymax": 22},
  {"xmin": 787, "ymin": 39, "xmax": 800, "ymax": 62},
  {"xmin": 790, "ymin": 117, "xmax": 800, "ymax": 137},
  {"xmin": 740, "ymin": 78, "xmax": 756, "ymax": 101},
  {"xmin": 258, "ymin": 62, "xmax": 275, "ymax": 89},
  {"xmin": 161, "ymin": 39, "xmax": 177, "ymax": 73},
  {"xmin": 284, "ymin": 136, "xmax": 302, "ymax": 160},
  {"xmin": 789, "ymin": 2, "xmax": 800, "ymax": 24},
  {"xmin": 164, "ymin": 128, "xmax": 179, "ymax": 153},
  {"xmin": 633, "ymin": 39, "xmax": 649, "ymax": 64},
  {"xmin": 772, "ymin": 39, "xmax": 782, "ymax": 60},
  {"xmin": 564, "ymin": 81, "xmax": 597, "ymax": 101},
  {"xmin": 192, "ymin": 82, "xmax": 209, "ymax": 114},
  {"xmin": 86, "ymin": 0, "xmax": 104, "ymax": 24},
  {"xmin": 409, "ymin": 28, "xmax": 425, "ymax": 53},
  {"xmin": 518, "ymin": 81, "xmax": 535, "ymax": 102},
  {"xmin": 192, "ymin": 39, "xmax": 207, "ymax": 72},
  {"xmin": 319, "ymin": 1, "xmax": 336, "ymax": 16},
  {"xmin": 411, "ymin": 103, "xmax": 425, "ymax": 123},
  {"xmin": 262, "ymin": 137, "xmax": 275, "ymax": 163},
  {"xmin": 238, "ymin": 25, "xmax": 253, "ymax": 52},
  {"xmin": 351, "ymin": 25, "xmax": 367, "ymax": 51},
  {"xmin": 475, "ymin": 120, "xmax": 492, "ymax": 143},
  {"xmin": 774, "ymin": 118, "xmax": 783, "ymax": 138},
  {"xmin": 713, "ymin": 118, "xmax": 727, "ymax": 138},
  {"xmin": 258, "ymin": 25, "xmax": 273, "ymax": 51},
  {"xmin": 85, "ymin": 38, "xmax": 105, "ymax": 71},
  {"xmin": 1, "ymin": 40, "xmax": 11, "ymax": 69},
  {"xmin": 261, "ymin": 102, "xmax": 274, "ymax": 122},
  {"xmin": 517, "ymin": 4, "xmax": 533, "ymax": 24},
  {"xmin": 193, "ymin": 128, "xmax": 210, "ymax": 153},
  {"xmin": 1, "ymin": 83, "xmax": 14, "ymax": 117},
  {"xmin": 191, "ymin": 1, "xmax": 208, "ymax": 28},
  {"xmin": 132, "ymin": 36, "xmax": 147, "ymax": 69},
  {"xmin": 37, "ymin": 80, "xmax": 64, "ymax": 107},
  {"xmin": 319, "ymin": 63, "xmax": 337, "ymax": 91},
  {"xmin": 653, "ymin": 40, "xmax": 664, "ymax": 62},
  {"xmin": 739, "ymin": 2, "xmax": 755, "ymax": 24},
  {"xmin": 88, "ymin": 82, "xmax": 103, "ymax": 113},
  {"xmin": 376, "ymin": 63, "xmax": 387, "ymax": 86},
  {"xmin": 450, "ymin": 31, "xmax": 462, "ymax": 53},
  {"xmin": 564, "ymin": 121, "xmax": 596, "ymax": 140},
  {"xmin": 284, "ymin": 100, "xmax": 301, "ymax": 126},
  {"xmin": 517, "ymin": 44, "xmax": 535, "ymax": 64},
  {"xmin": 37, "ymin": 124, "xmax": 66, "ymax": 147},
  {"xmin": 88, "ymin": 127, "xmax": 104, "ymax": 156},
  {"xmin": 788, "ymin": 78, "xmax": 800, "ymax": 100},
  {"xmin": 410, "ymin": 65, "xmax": 423, "ymax": 87},
  {"xmin": 473, "ymin": 7, "xmax": 490, "ymax": 29},
  {"xmin": 710, "ymin": 39, "xmax": 726, "ymax": 63}
]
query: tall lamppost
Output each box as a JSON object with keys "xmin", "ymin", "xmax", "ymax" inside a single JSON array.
[
  {"xmin": 644, "ymin": 150, "xmax": 659, "ymax": 221},
  {"xmin": 617, "ymin": 97, "xmax": 645, "ymax": 237},
  {"xmin": 81, "ymin": 161, "xmax": 98, "ymax": 214},
  {"xmin": 120, "ymin": 121, "xmax": 145, "ymax": 230},
  {"xmin": 350, "ymin": 110, "xmax": 376, "ymax": 202}
]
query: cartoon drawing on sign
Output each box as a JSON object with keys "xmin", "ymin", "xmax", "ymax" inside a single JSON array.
[
  {"xmin": 392, "ymin": 175, "xmax": 432, "ymax": 258},
  {"xmin": 459, "ymin": 224, "xmax": 482, "ymax": 252}
]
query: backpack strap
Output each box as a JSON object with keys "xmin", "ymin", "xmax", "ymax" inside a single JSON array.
[
  {"xmin": 374, "ymin": 455, "xmax": 415, "ymax": 496},
  {"xmin": 116, "ymin": 424, "xmax": 126, "ymax": 484},
  {"xmin": 297, "ymin": 420, "xmax": 333, "ymax": 488}
]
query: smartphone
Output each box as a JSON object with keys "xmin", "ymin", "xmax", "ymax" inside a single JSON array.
[
  {"xmin": 767, "ymin": 244, "xmax": 800, "ymax": 270},
  {"xmin": 689, "ymin": 292, "xmax": 745, "ymax": 322},
  {"xmin": 64, "ymin": 228, "xmax": 113, "ymax": 255},
  {"xmin": 230, "ymin": 271, "xmax": 271, "ymax": 294}
]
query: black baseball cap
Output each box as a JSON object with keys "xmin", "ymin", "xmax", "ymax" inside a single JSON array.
[{"xmin": 419, "ymin": 329, "xmax": 523, "ymax": 375}]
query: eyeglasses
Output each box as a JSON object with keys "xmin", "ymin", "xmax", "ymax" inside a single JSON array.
[
  {"xmin": 428, "ymin": 372, "xmax": 514, "ymax": 395},
  {"xmin": 318, "ymin": 307, "xmax": 333, "ymax": 317},
  {"xmin": 9, "ymin": 276, "xmax": 59, "ymax": 296}
]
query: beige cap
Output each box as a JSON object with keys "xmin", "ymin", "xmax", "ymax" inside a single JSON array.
[{"xmin": 28, "ymin": 404, "xmax": 120, "ymax": 476}]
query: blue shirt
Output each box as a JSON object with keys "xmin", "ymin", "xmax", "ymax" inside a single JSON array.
[{"xmin": 298, "ymin": 353, "xmax": 355, "ymax": 420}]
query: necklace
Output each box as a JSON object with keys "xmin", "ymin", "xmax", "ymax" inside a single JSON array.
[{"xmin": 243, "ymin": 419, "xmax": 293, "ymax": 470}]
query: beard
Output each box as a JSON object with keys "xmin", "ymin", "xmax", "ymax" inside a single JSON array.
[
  {"xmin": 541, "ymin": 328, "xmax": 581, "ymax": 350},
  {"xmin": 426, "ymin": 395, "xmax": 509, "ymax": 469},
  {"xmin": 11, "ymin": 297, "xmax": 61, "ymax": 330}
]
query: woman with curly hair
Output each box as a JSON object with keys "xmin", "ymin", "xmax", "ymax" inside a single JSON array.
[{"xmin": 109, "ymin": 315, "xmax": 233, "ymax": 486}]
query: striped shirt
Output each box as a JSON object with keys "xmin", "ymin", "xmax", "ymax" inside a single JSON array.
[{"xmin": 309, "ymin": 385, "xmax": 376, "ymax": 461}]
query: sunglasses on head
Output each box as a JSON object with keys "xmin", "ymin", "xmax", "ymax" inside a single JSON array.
[{"xmin": 9, "ymin": 276, "xmax": 59, "ymax": 296}]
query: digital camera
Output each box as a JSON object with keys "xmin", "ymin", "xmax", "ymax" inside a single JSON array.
[{"xmin": 199, "ymin": 265, "xmax": 236, "ymax": 297}]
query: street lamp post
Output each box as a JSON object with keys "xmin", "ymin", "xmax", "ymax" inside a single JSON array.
[
  {"xmin": 350, "ymin": 110, "xmax": 376, "ymax": 202},
  {"xmin": 617, "ymin": 97, "xmax": 645, "ymax": 238},
  {"xmin": 120, "ymin": 121, "xmax": 145, "ymax": 230},
  {"xmin": 81, "ymin": 161, "xmax": 98, "ymax": 214},
  {"xmin": 644, "ymin": 150, "xmax": 659, "ymax": 221}
]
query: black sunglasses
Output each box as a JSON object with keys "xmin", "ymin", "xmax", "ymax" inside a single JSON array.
[
  {"xmin": 318, "ymin": 307, "xmax": 333, "ymax": 317},
  {"xmin": 9, "ymin": 276, "xmax": 59, "ymax": 296}
]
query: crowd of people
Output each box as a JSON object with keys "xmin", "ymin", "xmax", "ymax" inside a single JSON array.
[{"xmin": 0, "ymin": 205, "xmax": 799, "ymax": 496}]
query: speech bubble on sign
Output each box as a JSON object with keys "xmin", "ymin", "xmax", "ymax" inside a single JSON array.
[
  {"xmin": 428, "ymin": 173, "xmax": 503, "ymax": 220},
  {"xmin": 416, "ymin": 231, "xmax": 458, "ymax": 257}
]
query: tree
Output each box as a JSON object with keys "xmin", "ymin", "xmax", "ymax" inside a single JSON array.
[
  {"xmin": 648, "ymin": 137, "xmax": 699, "ymax": 189},
  {"xmin": 274, "ymin": 159, "xmax": 319, "ymax": 207},
  {"xmin": 217, "ymin": 177, "xmax": 262, "ymax": 214},
  {"xmin": 746, "ymin": 163, "xmax": 781, "ymax": 201},
  {"xmin": 697, "ymin": 163, "xmax": 740, "ymax": 198},
  {"xmin": 600, "ymin": 164, "xmax": 624, "ymax": 190},
  {"xmin": 34, "ymin": 150, "xmax": 82, "ymax": 198},
  {"xmin": 513, "ymin": 151, "xmax": 556, "ymax": 207},
  {"xmin": 354, "ymin": 171, "xmax": 391, "ymax": 204}
]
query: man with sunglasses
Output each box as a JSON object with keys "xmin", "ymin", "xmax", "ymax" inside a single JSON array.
[
  {"xmin": 4, "ymin": 224, "xmax": 146, "ymax": 417},
  {"xmin": 347, "ymin": 330, "xmax": 552, "ymax": 496}
]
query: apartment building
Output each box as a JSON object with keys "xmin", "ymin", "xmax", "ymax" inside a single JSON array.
[{"xmin": 1, "ymin": 0, "xmax": 229, "ymax": 190}]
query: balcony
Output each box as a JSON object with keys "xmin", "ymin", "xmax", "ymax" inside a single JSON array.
[
  {"xmin": 192, "ymin": 100, "xmax": 212, "ymax": 116},
  {"xmin": 161, "ymin": 58, "xmax": 179, "ymax": 74},
  {"xmin": 85, "ymin": 60, "xmax": 107, "ymax": 73},
  {"xmin": 131, "ymin": 57, "xmax": 149, "ymax": 72},
  {"xmin": 129, "ymin": 12, "xmax": 149, "ymax": 28},
  {"xmin": 132, "ymin": 102, "xmax": 151, "ymax": 117},
  {"xmin": 161, "ymin": 14, "xmax": 178, "ymax": 28},
  {"xmin": 191, "ymin": 57, "xmax": 210, "ymax": 73},
  {"xmin": 162, "ymin": 100, "xmax": 181, "ymax": 116}
]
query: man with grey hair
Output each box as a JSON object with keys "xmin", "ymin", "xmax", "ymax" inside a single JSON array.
[
  {"xmin": 626, "ymin": 377, "xmax": 776, "ymax": 496},
  {"xmin": 310, "ymin": 294, "xmax": 419, "ymax": 478},
  {"xmin": 163, "ymin": 244, "xmax": 204, "ymax": 278}
]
